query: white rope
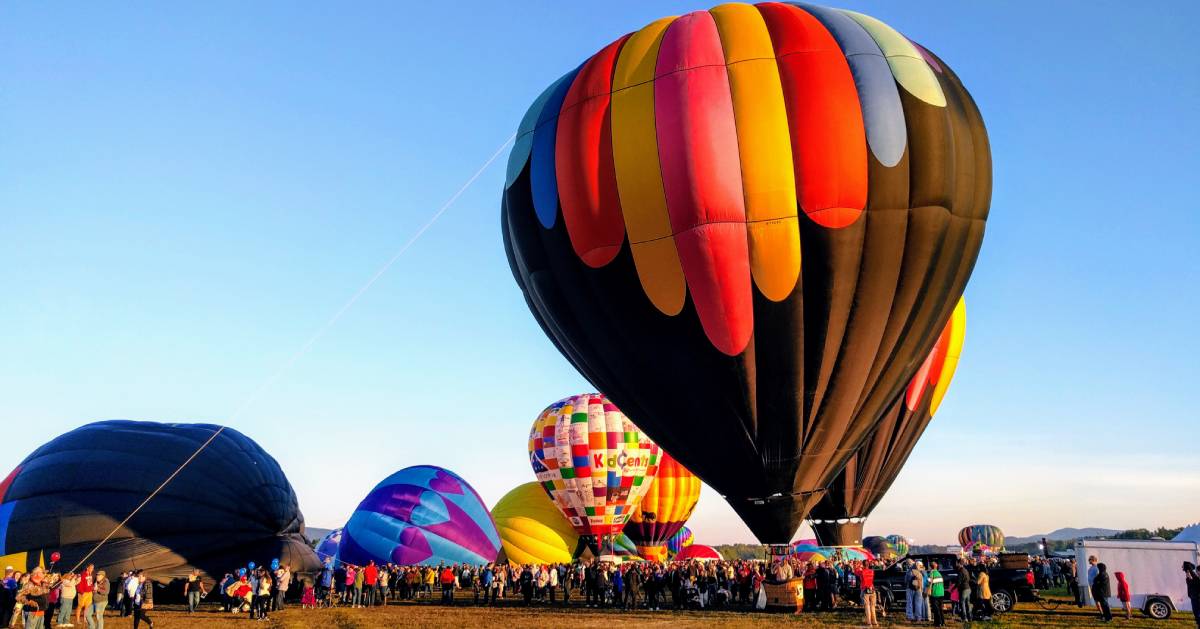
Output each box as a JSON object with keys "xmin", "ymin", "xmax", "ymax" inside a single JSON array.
[{"xmin": 66, "ymin": 132, "xmax": 517, "ymax": 573}]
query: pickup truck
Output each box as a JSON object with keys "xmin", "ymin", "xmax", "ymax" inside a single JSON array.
[{"xmin": 872, "ymin": 553, "xmax": 1037, "ymax": 614}]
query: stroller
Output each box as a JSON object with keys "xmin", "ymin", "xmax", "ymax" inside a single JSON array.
[{"xmin": 683, "ymin": 584, "xmax": 703, "ymax": 609}]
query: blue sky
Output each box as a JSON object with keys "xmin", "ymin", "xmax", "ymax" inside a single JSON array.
[{"xmin": 2, "ymin": 1, "xmax": 1197, "ymax": 545}]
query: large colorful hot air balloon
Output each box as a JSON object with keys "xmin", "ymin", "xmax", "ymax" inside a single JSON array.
[
  {"xmin": 491, "ymin": 482, "xmax": 580, "ymax": 565},
  {"xmin": 958, "ymin": 524, "xmax": 1004, "ymax": 551},
  {"xmin": 502, "ymin": 2, "xmax": 990, "ymax": 543},
  {"xmin": 337, "ymin": 466, "xmax": 500, "ymax": 567},
  {"xmin": 666, "ymin": 526, "xmax": 694, "ymax": 556},
  {"xmin": 528, "ymin": 394, "xmax": 660, "ymax": 551},
  {"xmin": 625, "ymin": 451, "xmax": 701, "ymax": 561},
  {"xmin": 0, "ymin": 421, "xmax": 319, "ymax": 581},
  {"xmin": 809, "ymin": 298, "xmax": 966, "ymax": 545}
]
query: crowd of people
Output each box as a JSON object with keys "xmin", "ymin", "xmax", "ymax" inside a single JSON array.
[{"xmin": 0, "ymin": 552, "xmax": 1196, "ymax": 627}]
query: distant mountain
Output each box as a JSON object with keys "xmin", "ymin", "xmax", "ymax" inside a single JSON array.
[
  {"xmin": 1007, "ymin": 527, "xmax": 1120, "ymax": 546},
  {"xmin": 306, "ymin": 527, "xmax": 334, "ymax": 544}
]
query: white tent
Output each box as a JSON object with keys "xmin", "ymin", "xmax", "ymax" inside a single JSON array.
[{"xmin": 1174, "ymin": 523, "xmax": 1200, "ymax": 542}]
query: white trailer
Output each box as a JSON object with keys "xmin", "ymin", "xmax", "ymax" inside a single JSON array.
[{"xmin": 1076, "ymin": 538, "xmax": 1200, "ymax": 620}]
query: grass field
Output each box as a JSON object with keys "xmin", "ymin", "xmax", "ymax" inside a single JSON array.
[{"xmin": 101, "ymin": 591, "xmax": 1197, "ymax": 628}]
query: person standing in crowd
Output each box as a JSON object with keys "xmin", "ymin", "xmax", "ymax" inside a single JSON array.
[
  {"xmin": 87, "ymin": 570, "xmax": 108, "ymax": 629},
  {"xmin": 254, "ymin": 568, "xmax": 273, "ymax": 620},
  {"xmin": 1067, "ymin": 558, "xmax": 1081, "ymax": 606},
  {"xmin": 547, "ymin": 562, "xmax": 559, "ymax": 605},
  {"xmin": 440, "ymin": 564, "xmax": 456, "ymax": 605},
  {"xmin": 624, "ymin": 564, "xmax": 642, "ymax": 611},
  {"xmin": 353, "ymin": 563, "xmax": 365, "ymax": 608},
  {"xmin": 904, "ymin": 559, "xmax": 924, "ymax": 622},
  {"xmin": 122, "ymin": 572, "xmax": 138, "ymax": 618},
  {"xmin": 184, "ymin": 569, "xmax": 206, "ymax": 614},
  {"xmin": 1092, "ymin": 562, "xmax": 1113, "ymax": 622},
  {"xmin": 75, "ymin": 565, "xmax": 94, "ymax": 628},
  {"xmin": 1115, "ymin": 571, "xmax": 1132, "ymax": 620},
  {"xmin": 362, "ymin": 562, "xmax": 378, "ymax": 608},
  {"xmin": 857, "ymin": 562, "xmax": 878, "ymax": 627},
  {"xmin": 0, "ymin": 567, "xmax": 16, "ymax": 628},
  {"xmin": 1087, "ymin": 555, "xmax": 1101, "ymax": 612},
  {"xmin": 319, "ymin": 561, "xmax": 333, "ymax": 606},
  {"xmin": 1184, "ymin": 561, "xmax": 1200, "ymax": 629},
  {"xmin": 955, "ymin": 560, "xmax": 973, "ymax": 621},
  {"xmin": 519, "ymin": 565, "xmax": 533, "ymax": 606},
  {"xmin": 928, "ymin": 561, "xmax": 946, "ymax": 627},
  {"xmin": 975, "ymin": 561, "xmax": 993, "ymax": 620},
  {"xmin": 17, "ymin": 567, "xmax": 50, "ymax": 629},
  {"xmin": 131, "ymin": 571, "xmax": 154, "ymax": 629},
  {"xmin": 275, "ymin": 563, "xmax": 291, "ymax": 611},
  {"xmin": 56, "ymin": 570, "xmax": 77, "ymax": 627}
]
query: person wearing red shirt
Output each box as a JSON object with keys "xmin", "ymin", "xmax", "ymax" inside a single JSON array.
[
  {"xmin": 363, "ymin": 561, "xmax": 379, "ymax": 607},
  {"xmin": 857, "ymin": 562, "xmax": 879, "ymax": 627},
  {"xmin": 440, "ymin": 566, "xmax": 456, "ymax": 605},
  {"xmin": 75, "ymin": 565, "xmax": 94, "ymax": 626}
]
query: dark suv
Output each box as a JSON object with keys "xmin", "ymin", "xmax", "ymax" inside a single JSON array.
[{"xmin": 872, "ymin": 553, "xmax": 1037, "ymax": 614}]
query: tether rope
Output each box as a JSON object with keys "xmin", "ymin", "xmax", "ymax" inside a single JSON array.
[{"xmin": 65, "ymin": 132, "xmax": 517, "ymax": 574}]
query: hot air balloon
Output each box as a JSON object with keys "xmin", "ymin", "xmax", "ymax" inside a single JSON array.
[
  {"xmin": 0, "ymin": 420, "xmax": 319, "ymax": 581},
  {"xmin": 666, "ymin": 526, "xmax": 694, "ymax": 556},
  {"xmin": 809, "ymin": 298, "xmax": 966, "ymax": 545},
  {"xmin": 527, "ymin": 394, "xmax": 660, "ymax": 553},
  {"xmin": 625, "ymin": 451, "xmax": 701, "ymax": 561},
  {"xmin": 315, "ymin": 528, "xmax": 343, "ymax": 566},
  {"xmin": 958, "ymin": 524, "xmax": 1004, "ymax": 551},
  {"xmin": 609, "ymin": 533, "xmax": 642, "ymax": 562},
  {"xmin": 886, "ymin": 534, "xmax": 910, "ymax": 558},
  {"xmin": 863, "ymin": 536, "xmax": 895, "ymax": 561},
  {"xmin": 501, "ymin": 2, "xmax": 990, "ymax": 544},
  {"xmin": 491, "ymin": 482, "xmax": 580, "ymax": 565},
  {"xmin": 337, "ymin": 466, "xmax": 500, "ymax": 567},
  {"xmin": 675, "ymin": 545, "xmax": 722, "ymax": 562}
]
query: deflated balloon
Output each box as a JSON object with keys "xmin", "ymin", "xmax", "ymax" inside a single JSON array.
[
  {"xmin": 625, "ymin": 451, "xmax": 701, "ymax": 561},
  {"xmin": 502, "ymin": 2, "xmax": 990, "ymax": 543},
  {"xmin": 528, "ymin": 394, "xmax": 660, "ymax": 545},
  {"xmin": 809, "ymin": 298, "xmax": 966, "ymax": 545},
  {"xmin": 491, "ymin": 482, "xmax": 580, "ymax": 565},
  {"xmin": 0, "ymin": 420, "xmax": 319, "ymax": 581},
  {"xmin": 337, "ymin": 466, "xmax": 500, "ymax": 567}
]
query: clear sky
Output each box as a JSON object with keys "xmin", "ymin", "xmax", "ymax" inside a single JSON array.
[{"xmin": 2, "ymin": 1, "xmax": 1197, "ymax": 546}]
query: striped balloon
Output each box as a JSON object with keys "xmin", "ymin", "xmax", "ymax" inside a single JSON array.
[
  {"xmin": 502, "ymin": 1, "xmax": 990, "ymax": 545},
  {"xmin": 666, "ymin": 526, "xmax": 694, "ymax": 555},
  {"xmin": 528, "ymin": 394, "xmax": 660, "ymax": 539},
  {"xmin": 626, "ymin": 451, "xmax": 701, "ymax": 561},
  {"xmin": 958, "ymin": 524, "xmax": 1004, "ymax": 550}
]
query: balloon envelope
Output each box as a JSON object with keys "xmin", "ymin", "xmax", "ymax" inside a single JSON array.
[
  {"xmin": 674, "ymin": 545, "xmax": 722, "ymax": 562},
  {"xmin": 958, "ymin": 524, "xmax": 1004, "ymax": 550},
  {"xmin": 810, "ymin": 299, "xmax": 966, "ymax": 545},
  {"xmin": 337, "ymin": 466, "xmax": 500, "ymax": 567},
  {"xmin": 885, "ymin": 535, "xmax": 910, "ymax": 558},
  {"xmin": 502, "ymin": 2, "xmax": 990, "ymax": 543},
  {"xmin": 315, "ymin": 528, "xmax": 343, "ymax": 566},
  {"xmin": 626, "ymin": 451, "xmax": 700, "ymax": 561},
  {"xmin": 0, "ymin": 420, "xmax": 319, "ymax": 581},
  {"xmin": 666, "ymin": 526, "xmax": 694, "ymax": 555},
  {"xmin": 491, "ymin": 482, "xmax": 579, "ymax": 565},
  {"xmin": 863, "ymin": 536, "xmax": 895, "ymax": 560},
  {"xmin": 528, "ymin": 394, "xmax": 659, "ymax": 540}
]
